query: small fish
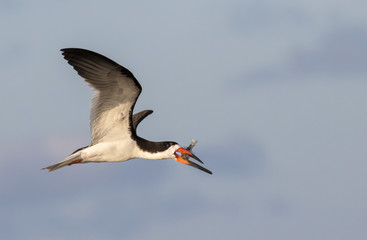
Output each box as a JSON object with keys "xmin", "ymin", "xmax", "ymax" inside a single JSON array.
[
  {"xmin": 182, "ymin": 139, "xmax": 198, "ymax": 160},
  {"xmin": 178, "ymin": 139, "xmax": 211, "ymax": 174}
]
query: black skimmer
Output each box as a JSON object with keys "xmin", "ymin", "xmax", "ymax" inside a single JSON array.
[{"xmin": 42, "ymin": 48, "xmax": 212, "ymax": 174}]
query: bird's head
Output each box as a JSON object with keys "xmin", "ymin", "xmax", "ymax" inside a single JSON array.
[{"xmin": 167, "ymin": 143, "xmax": 212, "ymax": 174}]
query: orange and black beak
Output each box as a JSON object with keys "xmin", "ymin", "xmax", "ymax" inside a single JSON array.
[{"xmin": 174, "ymin": 147, "xmax": 212, "ymax": 174}]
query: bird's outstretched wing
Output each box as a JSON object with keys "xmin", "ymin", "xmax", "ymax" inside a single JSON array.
[
  {"xmin": 132, "ymin": 110, "xmax": 153, "ymax": 131},
  {"xmin": 61, "ymin": 48, "xmax": 142, "ymax": 144}
]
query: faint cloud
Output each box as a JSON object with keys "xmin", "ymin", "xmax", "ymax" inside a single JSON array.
[
  {"xmin": 291, "ymin": 26, "xmax": 367, "ymax": 76},
  {"xmin": 229, "ymin": 2, "xmax": 311, "ymax": 34},
  {"xmin": 266, "ymin": 197, "xmax": 292, "ymax": 217},
  {"xmin": 200, "ymin": 134, "xmax": 268, "ymax": 177},
  {"xmin": 233, "ymin": 26, "xmax": 367, "ymax": 88},
  {"xmin": 0, "ymin": 0, "xmax": 18, "ymax": 12}
]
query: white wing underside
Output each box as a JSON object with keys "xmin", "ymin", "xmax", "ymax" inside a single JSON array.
[
  {"xmin": 89, "ymin": 73, "xmax": 137, "ymax": 144},
  {"xmin": 61, "ymin": 49, "xmax": 141, "ymax": 145}
]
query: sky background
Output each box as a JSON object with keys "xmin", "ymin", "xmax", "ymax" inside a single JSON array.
[{"xmin": 1, "ymin": 0, "xmax": 367, "ymax": 239}]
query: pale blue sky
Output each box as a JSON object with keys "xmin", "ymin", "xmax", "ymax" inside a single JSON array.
[{"xmin": 1, "ymin": 1, "xmax": 367, "ymax": 239}]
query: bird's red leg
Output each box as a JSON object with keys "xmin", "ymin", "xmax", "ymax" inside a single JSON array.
[{"xmin": 68, "ymin": 159, "xmax": 83, "ymax": 165}]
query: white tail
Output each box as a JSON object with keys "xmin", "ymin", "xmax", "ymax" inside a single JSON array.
[{"xmin": 42, "ymin": 151, "xmax": 83, "ymax": 172}]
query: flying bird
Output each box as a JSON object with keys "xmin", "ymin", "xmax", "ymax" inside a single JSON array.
[{"xmin": 42, "ymin": 48, "xmax": 212, "ymax": 174}]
